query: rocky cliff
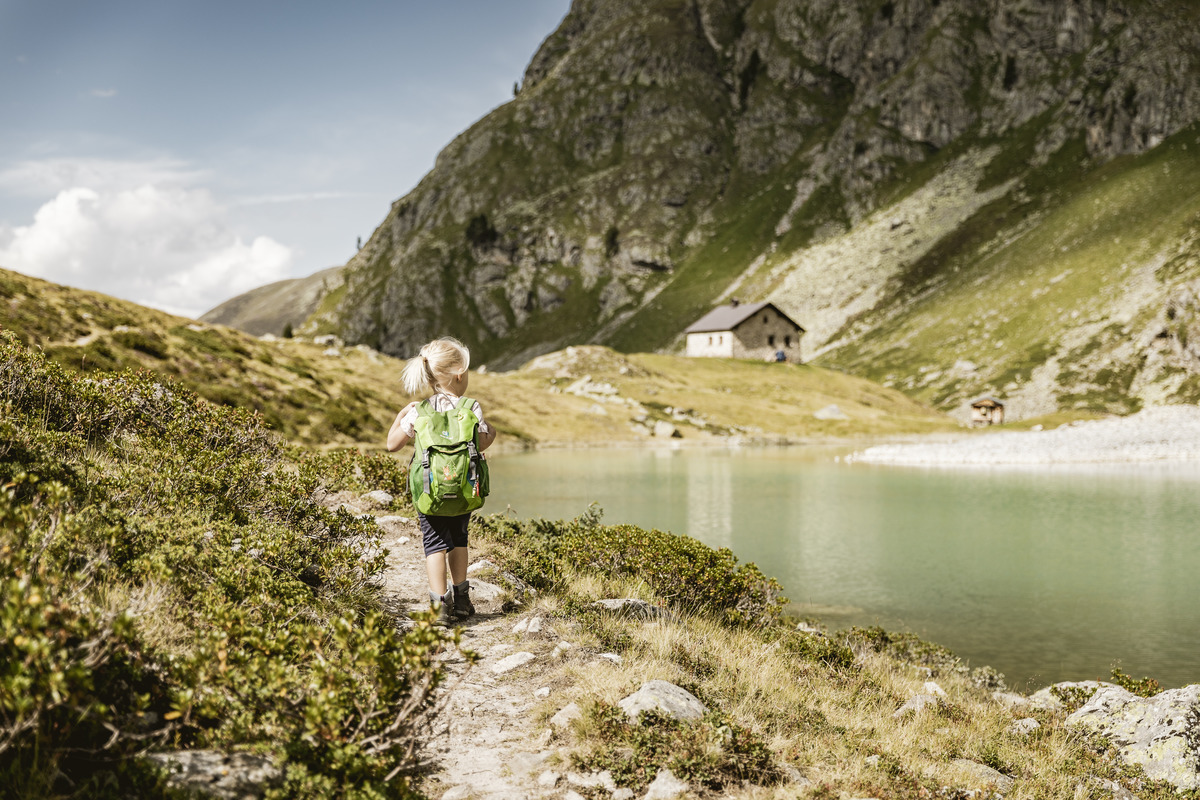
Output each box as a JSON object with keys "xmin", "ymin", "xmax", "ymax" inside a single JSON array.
[{"xmin": 261, "ymin": 0, "xmax": 1200, "ymax": 418}]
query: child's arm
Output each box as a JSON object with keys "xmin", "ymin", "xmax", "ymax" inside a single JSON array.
[
  {"xmin": 478, "ymin": 422, "xmax": 497, "ymax": 452},
  {"xmin": 474, "ymin": 401, "xmax": 497, "ymax": 452},
  {"xmin": 386, "ymin": 401, "xmax": 420, "ymax": 451}
]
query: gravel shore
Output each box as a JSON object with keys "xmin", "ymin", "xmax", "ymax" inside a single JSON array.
[{"xmin": 848, "ymin": 405, "xmax": 1200, "ymax": 465}]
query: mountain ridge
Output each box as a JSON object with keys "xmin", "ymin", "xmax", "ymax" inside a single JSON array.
[{"xmin": 209, "ymin": 0, "xmax": 1200, "ymax": 420}]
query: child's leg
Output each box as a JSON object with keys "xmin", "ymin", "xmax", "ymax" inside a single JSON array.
[
  {"xmin": 447, "ymin": 546, "xmax": 468, "ymax": 586},
  {"xmin": 425, "ymin": 551, "xmax": 448, "ymax": 596},
  {"xmin": 419, "ymin": 513, "xmax": 452, "ymax": 599}
]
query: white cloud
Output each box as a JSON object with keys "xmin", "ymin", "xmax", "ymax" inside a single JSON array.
[
  {"xmin": 0, "ymin": 183, "xmax": 293, "ymax": 318},
  {"xmin": 90, "ymin": 88, "xmax": 118, "ymax": 99}
]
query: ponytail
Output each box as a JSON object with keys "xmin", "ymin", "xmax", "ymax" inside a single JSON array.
[{"xmin": 401, "ymin": 338, "xmax": 470, "ymax": 395}]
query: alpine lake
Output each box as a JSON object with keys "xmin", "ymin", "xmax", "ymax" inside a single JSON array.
[{"xmin": 488, "ymin": 445, "xmax": 1200, "ymax": 691}]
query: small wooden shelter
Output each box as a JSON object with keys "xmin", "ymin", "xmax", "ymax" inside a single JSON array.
[
  {"xmin": 970, "ymin": 397, "xmax": 1005, "ymax": 427},
  {"xmin": 685, "ymin": 300, "xmax": 805, "ymax": 362}
]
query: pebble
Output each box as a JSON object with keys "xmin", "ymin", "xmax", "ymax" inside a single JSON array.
[
  {"xmin": 598, "ymin": 653, "xmax": 622, "ymax": 664},
  {"xmin": 440, "ymin": 786, "xmax": 470, "ymax": 800},
  {"xmin": 534, "ymin": 687, "xmax": 550, "ymax": 698},
  {"xmin": 536, "ymin": 771, "xmax": 559, "ymax": 788}
]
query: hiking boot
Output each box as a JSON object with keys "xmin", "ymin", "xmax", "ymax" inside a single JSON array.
[
  {"xmin": 453, "ymin": 580, "xmax": 475, "ymax": 619},
  {"xmin": 431, "ymin": 591, "xmax": 456, "ymax": 627}
]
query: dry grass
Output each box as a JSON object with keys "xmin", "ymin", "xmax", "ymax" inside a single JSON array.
[{"xmin": 492, "ymin": 566, "xmax": 1158, "ymax": 799}]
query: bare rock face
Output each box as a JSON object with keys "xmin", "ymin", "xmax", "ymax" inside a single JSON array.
[{"xmin": 1066, "ymin": 684, "xmax": 1200, "ymax": 790}]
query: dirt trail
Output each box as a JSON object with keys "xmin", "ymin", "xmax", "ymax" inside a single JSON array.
[{"xmin": 377, "ymin": 522, "xmax": 566, "ymax": 800}]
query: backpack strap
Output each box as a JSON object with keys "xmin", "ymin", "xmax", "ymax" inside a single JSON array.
[
  {"xmin": 455, "ymin": 396, "xmax": 482, "ymax": 484},
  {"xmin": 414, "ymin": 399, "xmax": 434, "ymax": 496}
]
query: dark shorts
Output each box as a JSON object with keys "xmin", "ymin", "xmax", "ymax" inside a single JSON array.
[{"xmin": 419, "ymin": 512, "xmax": 470, "ymax": 556}]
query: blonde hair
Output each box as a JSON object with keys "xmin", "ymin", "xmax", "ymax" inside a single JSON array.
[{"xmin": 401, "ymin": 337, "xmax": 471, "ymax": 395}]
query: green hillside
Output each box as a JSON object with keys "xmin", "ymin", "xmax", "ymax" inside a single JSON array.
[{"xmin": 0, "ymin": 269, "xmax": 953, "ymax": 448}]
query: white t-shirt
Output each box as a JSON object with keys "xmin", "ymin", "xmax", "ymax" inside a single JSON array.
[{"xmin": 399, "ymin": 392, "xmax": 491, "ymax": 439}]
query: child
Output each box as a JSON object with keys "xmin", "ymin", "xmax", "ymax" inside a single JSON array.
[{"xmin": 386, "ymin": 337, "xmax": 496, "ymax": 624}]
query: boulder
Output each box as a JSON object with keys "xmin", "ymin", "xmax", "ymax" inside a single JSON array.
[
  {"xmin": 893, "ymin": 693, "xmax": 940, "ymax": 718},
  {"xmin": 652, "ymin": 420, "xmax": 680, "ymax": 438},
  {"xmin": 1029, "ymin": 681, "xmax": 1115, "ymax": 712},
  {"xmin": 145, "ymin": 750, "xmax": 281, "ymax": 799},
  {"xmin": 950, "ymin": 759, "xmax": 1015, "ymax": 792},
  {"xmin": 566, "ymin": 770, "xmax": 616, "ymax": 791},
  {"xmin": 813, "ymin": 404, "xmax": 849, "ymax": 420},
  {"xmin": 644, "ymin": 767, "xmax": 690, "ymax": 799},
  {"xmin": 1066, "ymin": 684, "xmax": 1200, "ymax": 790},
  {"xmin": 618, "ymin": 680, "xmax": 707, "ymax": 722},
  {"xmin": 362, "ymin": 490, "xmax": 394, "ymax": 507},
  {"xmin": 593, "ymin": 598, "xmax": 666, "ymax": 620},
  {"xmin": 550, "ymin": 701, "xmax": 583, "ymax": 729},
  {"xmin": 1009, "ymin": 717, "xmax": 1041, "ymax": 735},
  {"xmin": 466, "ymin": 559, "xmax": 498, "ymax": 575}
]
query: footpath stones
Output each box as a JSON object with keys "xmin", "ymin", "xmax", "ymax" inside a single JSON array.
[
  {"xmin": 618, "ymin": 680, "xmax": 707, "ymax": 722},
  {"xmin": 550, "ymin": 702, "xmax": 583, "ymax": 729},
  {"xmin": 146, "ymin": 750, "xmax": 281, "ymax": 799},
  {"xmin": 362, "ymin": 489, "xmax": 394, "ymax": 507},
  {"xmin": 490, "ymin": 651, "xmax": 536, "ymax": 674},
  {"xmin": 1066, "ymin": 684, "xmax": 1200, "ymax": 790},
  {"xmin": 644, "ymin": 767, "xmax": 690, "ymax": 799}
]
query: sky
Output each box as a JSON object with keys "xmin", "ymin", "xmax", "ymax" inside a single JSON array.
[{"xmin": 0, "ymin": 0, "xmax": 571, "ymax": 317}]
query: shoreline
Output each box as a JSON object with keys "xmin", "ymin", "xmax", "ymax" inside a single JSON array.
[{"xmin": 848, "ymin": 405, "xmax": 1200, "ymax": 466}]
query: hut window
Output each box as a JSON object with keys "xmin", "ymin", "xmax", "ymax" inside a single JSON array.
[
  {"xmin": 708, "ymin": 335, "xmax": 713, "ymax": 345},
  {"xmin": 763, "ymin": 315, "xmax": 768, "ymax": 324},
  {"xmin": 768, "ymin": 334, "xmax": 776, "ymax": 346},
  {"xmin": 785, "ymin": 335, "xmax": 791, "ymax": 347}
]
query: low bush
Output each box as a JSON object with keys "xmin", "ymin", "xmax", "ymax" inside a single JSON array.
[
  {"xmin": 0, "ymin": 333, "xmax": 440, "ymax": 798},
  {"xmin": 474, "ymin": 506, "xmax": 785, "ymax": 625},
  {"xmin": 572, "ymin": 702, "xmax": 778, "ymax": 792}
]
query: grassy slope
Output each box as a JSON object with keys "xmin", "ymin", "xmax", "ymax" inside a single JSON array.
[
  {"xmin": 469, "ymin": 512, "xmax": 1181, "ymax": 800},
  {"xmin": 0, "ymin": 269, "xmax": 954, "ymax": 449},
  {"xmin": 822, "ymin": 124, "xmax": 1200, "ymax": 413}
]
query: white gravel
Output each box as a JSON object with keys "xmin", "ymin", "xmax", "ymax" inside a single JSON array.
[{"xmin": 848, "ymin": 405, "xmax": 1200, "ymax": 465}]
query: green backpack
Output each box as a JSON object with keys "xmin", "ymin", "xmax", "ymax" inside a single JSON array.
[{"xmin": 408, "ymin": 396, "xmax": 490, "ymax": 516}]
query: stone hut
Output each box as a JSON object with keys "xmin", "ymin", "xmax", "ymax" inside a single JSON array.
[
  {"xmin": 970, "ymin": 397, "xmax": 1005, "ymax": 427},
  {"xmin": 685, "ymin": 301, "xmax": 805, "ymax": 361}
]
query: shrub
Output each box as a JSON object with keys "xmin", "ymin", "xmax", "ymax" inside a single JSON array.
[
  {"xmin": 111, "ymin": 329, "xmax": 170, "ymax": 359},
  {"xmin": 1110, "ymin": 667, "xmax": 1161, "ymax": 698},
  {"xmin": 0, "ymin": 333, "xmax": 440, "ymax": 797},
  {"xmin": 572, "ymin": 702, "xmax": 778, "ymax": 792},
  {"xmin": 474, "ymin": 506, "xmax": 785, "ymax": 625}
]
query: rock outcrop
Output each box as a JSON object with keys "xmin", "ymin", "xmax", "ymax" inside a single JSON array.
[{"xmin": 1066, "ymin": 684, "xmax": 1200, "ymax": 790}]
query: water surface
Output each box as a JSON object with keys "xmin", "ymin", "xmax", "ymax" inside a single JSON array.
[{"xmin": 489, "ymin": 447, "xmax": 1200, "ymax": 690}]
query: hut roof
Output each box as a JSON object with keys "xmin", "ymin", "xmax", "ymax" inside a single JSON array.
[
  {"xmin": 971, "ymin": 397, "xmax": 1005, "ymax": 409},
  {"xmin": 685, "ymin": 301, "xmax": 804, "ymax": 334}
]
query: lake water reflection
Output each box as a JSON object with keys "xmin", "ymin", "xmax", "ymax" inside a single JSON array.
[{"xmin": 488, "ymin": 446, "xmax": 1200, "ymax": 690}]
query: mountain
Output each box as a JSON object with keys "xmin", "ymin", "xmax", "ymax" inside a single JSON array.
[
  {"xmin": 200, "ymin": 265, "xmax": 344, "ymax": 336},
  {"xmin": 221, "ymin": 0, "xmax": 1200, "ymax": 420}
]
